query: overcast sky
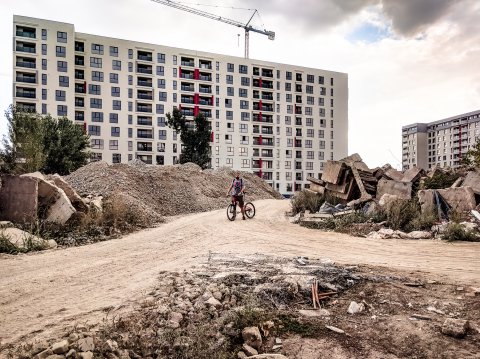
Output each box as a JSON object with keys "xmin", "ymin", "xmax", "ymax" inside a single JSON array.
[{"xmin": 1, "ymin": 0, "xmax": 479, "ymax": 168}]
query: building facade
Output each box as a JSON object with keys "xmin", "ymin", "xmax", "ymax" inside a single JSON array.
[
  {"xmin": 402, "ymin": 110, "xmax": 480, "ymax": 170},
  {"xmin": 12, "ymin": 15, "xmax": 348, "ymax": 195}
]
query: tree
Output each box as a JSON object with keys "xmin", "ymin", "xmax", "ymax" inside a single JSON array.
[
  {"xmin": 0, "ymin": 106, "xmax": 90, "ymax": 175},
  {"xmin": 461, "ymin": 137, "xmax": 480, "ymax": 166},
  {"xmin": 166, "ymin": 108, "xmax": 211, "ymax": 169}
]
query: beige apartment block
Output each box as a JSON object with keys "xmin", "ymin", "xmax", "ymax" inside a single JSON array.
[
  {"xmin": 12, "ymin": 15, "xmax": 348, "ymax": 195},
  {"xmin": 402, "ymin": 110, "xmax": 480, "ymax": 170}
]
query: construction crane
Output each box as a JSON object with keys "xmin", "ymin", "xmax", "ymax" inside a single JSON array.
[{"xmin": 150, "ymin": 0, "xmax": 275, "ymax": 59}]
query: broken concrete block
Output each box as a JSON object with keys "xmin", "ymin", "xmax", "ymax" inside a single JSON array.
[
  {"xmin": 49, "ymin": 174, "xmax": 89, "ymax": 213},
  {"xmin": 441, "ymin": 318, "xmax": 469, "ymax": 338},
  {"xmin": 376, "ymin": 179, "xmax": 412, "ymax": 200},
  {"xmin": 1, "ymin": 228, "xmax": 57, "ymax": 249},
  {"xmin": 378, "ymin": 193, "xmax": 401, "ymax": 207},
  {"xmin": 402, "ymin": 166, "xmax": 425, "ymax": 183},
  {"xmin": 37, "ymin": 179, "xmax": 76, "ymax": 224},
  {"xmin": 462, "ymin": 170, "xmax": 480, "ymax": 195},
  {"xmin": 321, "ymin": 161, "xmax": 344, "ymax": 184},
  {"xmin": 405, "ymin": 231, "xmax": 433, "ymax": 240},
  {"xmin": 0, "ymin": 175, "xmax": 38, "ymax": 223},
  {"xmin": 383, "ymin": 168, "xmax": 404, "ymax": 182},
  {"xmin": 20, "ymin": 171, "xmax": 45, "ymax": 181},
  {"xmin": 417, "ymin": 190, "xmax": 435, "ymax": 214},
  {"xmin": 438, "ymin": 187, "xmax": 476, "ymax": 212}
]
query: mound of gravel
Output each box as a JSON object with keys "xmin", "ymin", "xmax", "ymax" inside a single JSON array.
[{"xmin": 65, "ymin": 162, "xmax": 281, "ymax": 217}]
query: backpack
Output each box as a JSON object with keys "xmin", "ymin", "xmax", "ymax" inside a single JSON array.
[{"xmin": 232, "ymin": 178, "xmax": 243, "ymax": 195}]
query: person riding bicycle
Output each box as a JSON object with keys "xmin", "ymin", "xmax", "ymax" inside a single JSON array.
[{"xmin": 227, "ymin": 172, "xmax": 246, "ymax": 220}]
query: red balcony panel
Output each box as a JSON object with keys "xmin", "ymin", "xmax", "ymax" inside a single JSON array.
[
  {"xmin": 179, "ymin": 67, "xmax": 182, "ymax": 78},
  {"xmin": 210, "ymin": 131, "xmax": 214, "ymax": 142},
  {"xmin": 259, "ymin": 135, "xmax": 263, "ymax": 145},
  {"xmin": 194, "ymin": 93, "xmax": 199, "ymax": 104},
  {"xmin": 194, "ymin": 105, "xmax": 199, "ymax": 116},
  {"xmin": 194, "ymin": 68, "xmax": 199, "ymax": 80}
]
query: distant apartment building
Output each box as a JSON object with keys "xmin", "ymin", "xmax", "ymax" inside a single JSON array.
[
  {"xmin": 402, "ymin": 110, "xmax": 480, "ymax": 170},
  {"xmin": 12, "ymin": 15, "xmax": 348, "ymax": 195}
]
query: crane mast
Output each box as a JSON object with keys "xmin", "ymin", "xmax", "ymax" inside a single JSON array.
[{"xmin": 150, "ymin": 0, "xmax": 275, "ymax": 58}]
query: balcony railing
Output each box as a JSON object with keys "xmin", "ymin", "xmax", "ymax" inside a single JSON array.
[
  {"xmin": 199, "ymin": 75, "xmax": 211, "ymax": 81},
  {"xmin": 198, "ymin": 100, "xmax": 212, "ymax": 106},
  {"xmin": 16, "ymin": 45, "xmax": 35, "ymax": 53},
  {"xmin": 181, "ymin": 61, "xmax": 195, "ymax": 67},
  {"xmin": 138, "ymin": 80, "xmax": 152, "ymax": 87},
  {"xmin": 199, "ymin": 87, "xmax": 211, "ymax": 93},
  {"xmin": 137, "ymin": 106, "xmax": 152, "ymax": 113},
  {"xmin": 137, "ymin": 133, "xmax": 153, "ymax": 139},
  {"xmin": 16, "ymin": 60, "xmax": 36, "ymax": 68},
  {"xmin": 137, "ymin": 93, "xmax": 153, "ymax": 100},
  {"xmin": 16, "ymin": 75, "xmax": 36, "ymax": 83},
  {"xmin": 181, "ymin": 110, "xmax": 195, "ymax": 116},
  {"xmin": 138, "ymin": 55, "xmax": 152, "ymax": 61},
  {"xmin": 199, "ymin": 63, "xmax": 212, "ymax": 69},
  {"xmin": 16, "ymin": 91, "xmax": 36, "ymax": 98},
  {"xmin": 16, "ymin": 30, "xmax": 36, "ymax": 38},
  {"xmin": 137, "ymin": 67, "xmax": 152, "ymax": 74},
  {"xmin": 137, "ymin": 119, "xmax": 152, "ymax": 126},
  {"xmin": 181, "ymin": 86, "xmax": 194, "ymax": 92},
  {"xmin": 181, "ymin": 98, "xmax": 194, "ymax": 104},
  {"xmin": 180, "ymin": 73, "xmax": 194, "ymax": 79}
]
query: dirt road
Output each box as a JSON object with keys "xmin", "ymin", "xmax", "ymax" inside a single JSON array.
[{"xmin": 1, "ymin": 199, "xmax": 479, "ymax": 346}]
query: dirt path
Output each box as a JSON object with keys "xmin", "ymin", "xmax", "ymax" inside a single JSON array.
[{"xmin": 1, "ymin": 199, "xmax": 479, "ymax": 346}]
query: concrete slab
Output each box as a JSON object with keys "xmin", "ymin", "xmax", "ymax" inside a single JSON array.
[
  {"xmin": 321, "ymin": 161, "xmax": 344, "ymax": 184},
  {"xmin": 418, "ymin": 187, "xmax": 477, "ymax": 213},
  {"xmin": 462, "ymin": 170, "xmax": 480, "ymax": 195},
  {"xmin": 37, "ymin": 179, "xmax": 76, "ymax": 224},
  {"xmin": 49, "ymin": 174, "xmax": 89, "ymax": 212},
  {"xmin": 402, "ymin": 167, "xmax": 425, "ymax": 183},
  {"xmin": 0, "ymin": 175, "xmax": 38, "ymax": 223},
  {"xmin": 383, "ymin": 169, "xmax": 404, "ymax": 182},
  {"xmin": 376, "ymin": 178, "xmax": 412, "ymax": 200}
]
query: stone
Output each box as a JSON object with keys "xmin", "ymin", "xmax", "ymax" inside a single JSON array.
[
  {"xmin": 66, "ymin": 349, "xmax": 76, "ymax": 358},
  {"xmin": 250, "ymin": 356, "xmax": 288, "ymax": 359},
  {"xmin": 31, "ymin": 340, "xmax": 49, "ymax": 355},
  {"xmin": 242, "ymin": 343, "xmax": 258, "ymax": 356},
  {"xmin": 170, "ymin": 311, "xmax": 183, "ymax": 323},
  {"xmin": 325, "ymin": 325, "xmax": 345, "ymax": 334},
  {"xmin": 418, "ymin": 187, "xmax": 477, "ymax": 214},
  {"xmin": 90, "ymin": 196, "xmax": 103, "ymax": 212},
  {"xmin": 406, "ymin": 231, "xmax": 433, "ymax": 240},
  {"xmin": 33, "ymin": 349, "xmax": 53, "ymax": 359},
  {"xmin": 37, "ymin": 179, "xmax": 76, "ymax": 224},
  {"xmin": 51, "ymin": 339, "xmax": 69, "ymax": 354},
  {"xmin": 68, "ymin": 333, "xmax": 80, "ymax": 343},
  {"xmin": 442, "ymin": 318, "xmax": 469, "ymax": 338},
  {"xmin": 378, "ymin": 194, "xmax": 400, "ymax": 208},
  {"xmin": 347, "ymin": 301, "xmax": 365, "ymax": 314},
  {"xmin": 377, "ymin": 179, "xmax": 412, "ymax": 200},
  {"xmin": 242, "ymin": 326, "xmax": 262, "ymax": 350},
  {"xmin": 0, "ymin": 175, "xmax": 38, "ymax": 223},
  {"xmin": 1, "ymin": 227, "xmax": 57, "ymax": 250},
  {"xmin": 298, "ymin": 309, "xmax": 331, "ymax": 317},
  {"xmin": 49, "ymin": 174, "xmax": 89, "ymax": 213},
  {"xmin": 367, "ymin": 228, "xmax": 406, "ymax": 239},
  {"xmin": 275, "ymin": 338, "xmax": 282, "ymax": 344},
  {"xmin": 238, "ymin": 352, "xmax": 248, "ymax": 359},
  {"xmin": 0, "ymin": 221, "xmax": 13, "ymax": 228},
  {"xmin": 205, "ymin": 296, "xmax": 222, "ymax": 309},
  {"xmin": 212, "ymin": 291, "xmax": 223, "ymax": 300},
  {"xmin": 462, "ymin": 170, "xmax": 480, "ymax": 195},
  {"xmin": 78, "ymin": 352, "xmax": 94, "ymax": 359},
  {"xmin": 103, "ymin": 339, "xmax": 118, "ymax": 352},
  {"xmin": 20, "ymin": 172, "xmax": 45, "ymax": 180},
  {"xmin": 272, "ymin": 345, "xmax": 282, "ymax": 350},
  {"xmin": 46, "ymin": 355, "xmax": 65, "ymax": 359},
  {"xmin": 77, "ymin": 337, "xmax": 95, "ymax": 352}
]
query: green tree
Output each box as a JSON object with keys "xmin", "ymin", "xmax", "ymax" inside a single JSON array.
[
  {"xmin": 0, "ymin": 106, "xmax": 46, "ymax": 174},
  {"xmin": 461, "ymin": 137, "xmax": 480, "ymax": 166},
  {"xmin": 0, "ymin": 106, "xmax": 90, "ymax": 175},
  {"xmin": 166, "ymin": 108, "xmax": 211, "ymax": 169}
]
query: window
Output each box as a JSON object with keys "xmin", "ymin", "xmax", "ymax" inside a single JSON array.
[
  {"xmin": 57, "ymin": 105, "xmax": 67, "ymax": 116},
  {"xmin": 157, "ymin": 65, "xmax": 164, "ymax": 76},
  {"xmin": 59, "ymin": 76, "xmax": 69, "ymax": 87},
  {"xmin": 173, "ymin": 68, "xmax": 177, "ymax": 77},
  {"xmin": 113, "ymin": 100, "xmax": 121, "ymax": 110},
  {"xmin": 42, "ymin": 89, "xmax": 47, "ymax": 100},
  {"xmin": 307, "ymin": 74, "xmax": 314, "ymax": 83},
  {"xmin": 112, "ymin": 60, "xmax": 121, "ymax": 70},
  {"xmin": 158, "ymin": 92, "xmax": 167, "ymax": 101},
  {"xmin": 110, "ymin": 46, "xmax": 119, "ymax": 57},
  {"xmin": 285, "ymin": 83, "xmax": 291, "ymax": 91},
  {"xmin": 88, "ymin": 125, "xmax": 101, "ymax": 136},
  {"xmin": 41, "ymin": 29, "xmax": 47, "ymax": 40},
  {"xmin": 226, "ymin": 111, "xmax": 233, "ymax": 120},
  {"xmin": 157, "ymin": 117, "xmax": 166, "ymax": 127},
  {"xmin": 55, "ymin": 90, "xmax": 65, "ymax": 101},
  {"xmin": 225, "ymin": 99, "xmax": 232, "ymax": 108},
  {"xmin": 227, "ymin": 63, "xmax": 234, "ymax": 72},
  {"xmin": 90, "ymin": 98, "xmax": 102, "ymax": 109},
  {"xmin": 286, "ymin": 71, "xmax": 292, "ymax": 80},
  {"xmin": 90, "ymin": 57, "xmax": 102, "ymax": 68},
  {"xmin": 226, "ymin": 75, "xmax": 233, "ymax": 84},
  {"xmin": 240, "ymin": 123, "xmax": 248, "ymax": 133},
  {"xmin": 109, "ymin": 113, "xmax": 118, "ymax": 123},
  {"xmin": 110, "ymin": 73, "xmax": 118, "ymax": 83},
  {"xmin": 57, "ymin": 31, "xmax": 67, "ymax": 43},
  {"xmin": 227, "ymin": 123, "xmax": 234, "ymax": 132},
  {"xmin": 156, "ymin": 104, "xmax": 164, "ymax": 114},
  {"xmin": 89, "ymin": 84, "xmax": 101, "ymax": 95},
  {"xmin": 240, "ymin": 100, "xmax": 249, "ymax": 109},
  {"xmin": 92, "ymin": 71, "xmax": 104, "ymax": 82},
  {"xmin": 92, "ymin": 112, "xmax": 104, "ymax": 122},
  {"xmin": 91, "ymin": 139, "xmax": 104, "ymax": 149},
  {"xmin": 128, "ymin": 49, "xmax": 133, "ymax": 59},
  {"xmin": 42, "ymin": 44, "xmax": 47, "ymax": 55},
  {"xmin": 239, "ymin": 88, "xmax": 248, "ymax": 98},
  {"xmin": 241, "ymin": 112, "xmax": 250, "ymax": 121},
  {"xmin": 57, "ymin": 61, "xmax": 67, "ymax": 72},
  {"xmin": 111, "ymin": 127, "xmax": 120, "ymax": 137},
  {"xmin": 92, "ymin": 43, "xmax": 104, "ymax": 55},
  {"xmin": 241, "ymin": 77, "xmax": 250, "ymax": 86},
  {"xmin": 286, "ymin": 94, "xmax": 292, "ymax": 102},
  {"xmin": 158, "ymin": 130, "xmax": 167, "ymax": 140},
  {"xmin": 227, "ymin": 87, "xmax": 234, "ymax": 96},
  {"xmin": 157, "ymin": 53, "xmax": 165, "ymax": 63},
  {"xmin": 56, "ymin": 46, "xmax": 66, "ymax": 57},
  {"xmin": 173, "ymin": 55, "xmax": 177, "ymax": 65},
  {"xmin": 111, "ymin": 87, "xmax": 120, "ymax": 97},
  {"xmin": 42, "ymin": 59, "xmax": 47, "ymax": 70},
  {"xmin": 158, "ymin": 78, "xmax": 166, "ymax": 89},
  {"xmin": 239, "ymin": 64, "xmax": 248, "ymax": 74},
  {"xmin": 307, "ymin": 129, "xmax": 314, "ymax": 137},
  {"xmin": 306, "ymin": 85, "xmax": 313, "ymax": 94},
  {"xmin": 318, "ymin": 76, "xmax": 324, "ymax": 84}
]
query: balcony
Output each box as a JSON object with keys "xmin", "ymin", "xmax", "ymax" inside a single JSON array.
[
  {"xmin": 16, "ymin": 42, "xmax": 36, "ymax": 53},
  {"xmin": 137, "ymin": 78, "xmax": 153, "ymax": 87},
  {"xmin": 137, "ymin": 91, "xmax": 153, "ymax": 100},
  {"xmin": 181, "ymin": 83, "xmax": 194, "ymax": 92},
  {"xmin": 199, "ymin": 73, "xmax": 212, "ymax": 81},
  {"xmin": 180, "ymin": 71, "xmax": 194, "ymax": 79},
  {"xmin": 253, "ymin": 67, "xmax": 260, "ymax": 76},
  {"xmin": 137, "ymin": 51, "xmax": 153, "ymax": 62},
  {"xmin": 181, "ymin": 109, "xmax": 195, "ymax": 117},
  {"xmin": 262, "ymin": 172, "xmax": 273, "ymax": 181},
  {"xmin": 75, "ymin": 70, "xmax": 84, "ymax": 80},
  {"xmin": 75, "ymin": 56, "xmax": 85, "ymax": 66},
  {"xmin": 252, "ymin": 161, "xmax": 261, "ymax": 169},
  {"xmin": 262, "ymin": 94, "xmax": 274, "ymax": 101},
  {"xmin": 16, "ymin": 26, "xmax": 36, "ymax": 39},
  {"xmin": 16, "ymin": 102, "xmax": 36, "ymax": 112},
  {"xmin": 199, "ymin": 109, "xmax": 211, "ymax": 118},
  {"xmin": 199, "ymin": 85, "xmax": 212, "ymax": 94},
  {"xmin": 16, "ymin": 57, "xmax": 36, "ymax": 69},
  {"xmin": 199, "ymin": 96, "xmax": 212, "ymax": 106},
  {"xmin": 181, "ymin": 96, "xmax": 194, "ymax": 104},
  {"xmin": 136, "ymin": 104, "xmax": 152, "ymax": 113},
  {"xmin": 75, "ymin": 98, "xmax": 84, "ymax": 107},
  {"xmin": 16, "ymin": 88, "xmax": 36, "ymax": 99},
  {"xmin": 137, "ymin": 130, "xmax": 153, "ymax": 139},
  {"xmin": 137, "ymin": 142, "xmax": 153, "ymax": 151},
  {"xmin": 199, "ymin": 60, "xmax": 212, "ymax": 69},
  {"xmin": 75, "ymin": 83, "xmax": 86, "ymax": 94},
  {"xmin": 253, "ymin": 114, "xmax": 273, "ymax": 123},
  {"xmin": 261, "ymin": 69, "xmax": 273, "ymax": 78},
  {"xmin": 75, "ymin": 111, "xmax": 84, "ymax": 121},
  {"xmin": 137, "ymin": 64, "xmax": 152, "ymax": 74},
  {"xmin": 261, "ymin": 127, "xmax": 273, "ymax": 135},
  {"xmin": 75, "ymin": 41, "xmax": 84, "ymax": 52},
  {"xmin": 16, "ymin": 73, "xmax": 36, "ymax": 84},
  {"xmin": 181, "ymin": 57, "xmax": 195, "ymax": 67},
  {"xmin": 296, "ymin": 74, "xmax": 303, "ymax": 81},
  {"xmin": 137, "ymin": 117, "xmax": 152, "ymax": 126},
  {"xmin": 295, "ymin": 85, "xmax": 302, "ymax": 92}
]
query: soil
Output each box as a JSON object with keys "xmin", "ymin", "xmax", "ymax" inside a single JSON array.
[{"xmin": 1, "ymin": 199, "xmax": 479, "ymax": 357}]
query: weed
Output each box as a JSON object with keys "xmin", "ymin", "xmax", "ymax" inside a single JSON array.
[
  {"xmin": 291, "ymin": 190, "xmax": 325, "ymax": 215},
  {"xmin": 0, "ymin": 230, "xmax": 19, "ymax": 254},
  {"xmin": 384, "ymin": 199, "xmax": 421, "ymax": 232},
  {"xmin": 277, "ymin": 314, "xmax": 323, "ymax": 337},
  {"xmin": 441, "ymin": 223, "xmax": 480, "ymax": 242},
  {"xmin": 422, "ymin": 172, "xmax": 461, "ymax": 189}
]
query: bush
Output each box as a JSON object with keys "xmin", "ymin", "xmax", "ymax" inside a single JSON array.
[
  {"xmin": 384, "ymin": 199, "xmax": 422, "ymax": 232},
  {"xmin": 441, "ymin": 223, "xmax": 480, "ymax": 242},
  {"xmin": 422, "ymin": 172, "xmax": 461, "ymax": 189},
  {"xmin": 0, "ymin": 228, "xmax": 48, "ymax": 254},
  {"xmin": 290, "ymin": 190, "xmax": 324, "ymax": 215}
]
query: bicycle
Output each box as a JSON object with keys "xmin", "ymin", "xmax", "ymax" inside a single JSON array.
[{"xmin": 227, "ymin": 192, "xmax": 255, "ymax": 221}]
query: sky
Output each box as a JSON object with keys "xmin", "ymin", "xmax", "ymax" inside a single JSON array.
[{"xmin": 1, "ymin": 0, "xmax": 479, "ymax": 168}]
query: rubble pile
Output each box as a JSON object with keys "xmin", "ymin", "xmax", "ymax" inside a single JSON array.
[
  {"xmin": 302, "ymin": 153, "xmax": 480, "ymax": 239},
  {"xmin": 65, "ymin": 161, "xmax": 281, "ymax": 217}
]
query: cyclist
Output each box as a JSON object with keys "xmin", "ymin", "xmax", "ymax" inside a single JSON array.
[{"xmin": 227, "ymin": 172, "xmax": 246, "ymax": 220}]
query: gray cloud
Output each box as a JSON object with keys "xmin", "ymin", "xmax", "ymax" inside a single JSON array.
[{"xmin": 241, "ymin": 0, "xmax": 471, "ymax": 36}]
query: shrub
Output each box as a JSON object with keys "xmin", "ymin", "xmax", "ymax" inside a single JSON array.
[
  {"xmin": 441, "ymin": 223, "xmax": 480, "ymax": 242},
  {"xmin": 290, "ymin": 190, "xmax": 324, "ymax": 215},
  {"xmin": 384, "ymin": 199, "xmax": 421, "ymax": 232},
  {"xmin": 422, "ymin": 172, "xmax": 461, "ymax": 189},
  {"xmin": 410, "ymin": 210, "xmax": 437, "ymax": 231}
]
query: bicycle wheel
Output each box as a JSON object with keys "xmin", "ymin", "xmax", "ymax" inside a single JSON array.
[
  {"xmin": 227, "ymin": 203, "xmax": 236, "ymax": 221},
  {"xmin": 244, "ymin": 202, "xmax": 256, "ymax": 219}
]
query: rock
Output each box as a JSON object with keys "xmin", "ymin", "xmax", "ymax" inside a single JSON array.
[
  {"xmin": 51, "ymin": 340, "xmax": 69, "ymax": 354},
  {"xmin": 250, "ymin": 356, "xmax": 288, "ymax": 359},
  {"xmin": 242, "ymin": 343, "xmax": 258, "ymax": 356},
  {"xmin": 275, "ymin": 338, "xmax": 282, "ymax": 344},
  {"xmin": 170, "ymin": 312, "xmax": 183, "ymax": 323},
  {"xmin": 325, "ymin": 325, "xmax": 345, "ymax": 334},
  {"xmin": 68, "ymin": 333, "xmax": 79, "ymax": 343},
  {"xmin": 238, "ymin": 352, "xmax": 248, "ymax": 359},
  {"xmin": 77, "ymin": 337, "xmax": 95, "ymax": 352},
  {"xmin": 205, "ymin": 296, "xmax": 222, "ymax": 309},
  {"xmin": 298, "ymin": 309, "xmax": 331, "ymax": 317},
  {"xmin": 272, "ymin": 345, "xmax": 283, "ymax": 350},
  {"xmin": 46, "ymin": 355, "xmax": 65, "ymax": 359},
  {"xmin": 33, "ymin": 349, "xmax": 54, "ymax": 359},
  {"xmin": 427, "ymin": 306, "xmax": 445, "ymax": 315},
  {"xmin": 66, "ymin": 349, "xmax": 76, "ymax": 358},
  {"xmin": 20, "ymin": 171, "xmax": 45, "ymax": 180},
  {"xmin": 347, "ymin": 301, "xmax": 365, "ymax": 314},
  {"xmin": 242, "ymin": 326, "xmax": 262, "ymax": 350},
  {"xmin": 78, "ymin": 352, "xmax": 93, "ymax": 359},
  {"xmin": 212, "ymin": 291, "xmax": 223, "ymax": 301},
  {"xmin": 37, "ymin": 178, "xmax": 76, "ymax": 224},
  {"xmin": 0, "ymin": 221, "xmax": 13, "ymax": 228},
  {"xmin": 90, "ymin": 196, "xmax": 103, "ymax": 212},
  {"xmin": 367, "ymin": 228, "xmax": 406, "ymax": 239},
  {"xmin": 31, "ymin": 340, "xmax": 49, "ymax": 355},
  {"xmin": 49, "ymin": 174, "xmax": 89, "ymax": 212},
  {"xmin": 289, "ymin": 213, "xmax": 301, "ymax": 224},
  {"xmin": 441, "ymin": 318, "xmax": 469, "ymax": 338},
  {"xmin": 410, "ymin": 314, "xmax": 432, "ymax": 320},
  {"xmin": 1, "ymin": 227, "xmax": 57, "ymax": 250},
  {"xmin": 103, "ymin": 339, "xmax": 118, "ymax": 352},
  {"xmin": 406, "ymin": 231, "xmax": 433, "ymax": 240}
]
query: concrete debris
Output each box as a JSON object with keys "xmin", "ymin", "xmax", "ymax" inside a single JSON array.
[
  {"xmin": 347, "ymin": 301, "xmax": 365, "ymax": 314},
  {"xmin": 325, "ymin": 325, "xmax": 345, "ymax": 334},
  {"xmin": 0, "ymin": 175, "xmax": 38, "ymax": 223},
  {"xmin": 441, "ymin": 318, "xmax": 469, "ymax": 338},
  {"xmin": 462, "ymin": 170, "xmax": 480, "ymax": 195},
  {"xmin": 1, "ymin": 227, "xmax": 57, "ymax": 249},
  {"xmin": 242, "ymin": 326, "xmax": 263, "ymax": 350},
  {"xmin": 376, "ymin": 179, "xmax": 412, "ymax": 200}
]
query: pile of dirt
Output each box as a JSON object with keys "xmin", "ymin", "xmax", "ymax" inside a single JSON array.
[{"xmin": 65, "ymin": 162, "xmax": 281, "ymax": 217}]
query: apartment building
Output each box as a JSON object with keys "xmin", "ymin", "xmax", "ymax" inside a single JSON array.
[
  {"xmin": 402, "ymin": 110, "xmax": 480, "ymax": 170},
  {"xmin": 12, "ymin": 15, "xmax": 348, "ymax": 195}
]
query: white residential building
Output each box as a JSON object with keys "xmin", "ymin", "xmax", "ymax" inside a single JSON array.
[
  {"xmin": 12, "ymin": 15, "xmax": 348, "ymax": 195},
  {"xmin": 402, "ymin": 110, "xmax": 480, "ymax": 170}
]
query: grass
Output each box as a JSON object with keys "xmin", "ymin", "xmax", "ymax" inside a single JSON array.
[
  {"xmin": 291, "ymin": 190, "xmax": 325, "ymax": 215},
  {"xmin": 441, "ymin": 223, "xmax": 480, "ymax": 242},
  {"xmin": 0, "ymin": 228, "xmax": 48, "ymax": 254}
]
